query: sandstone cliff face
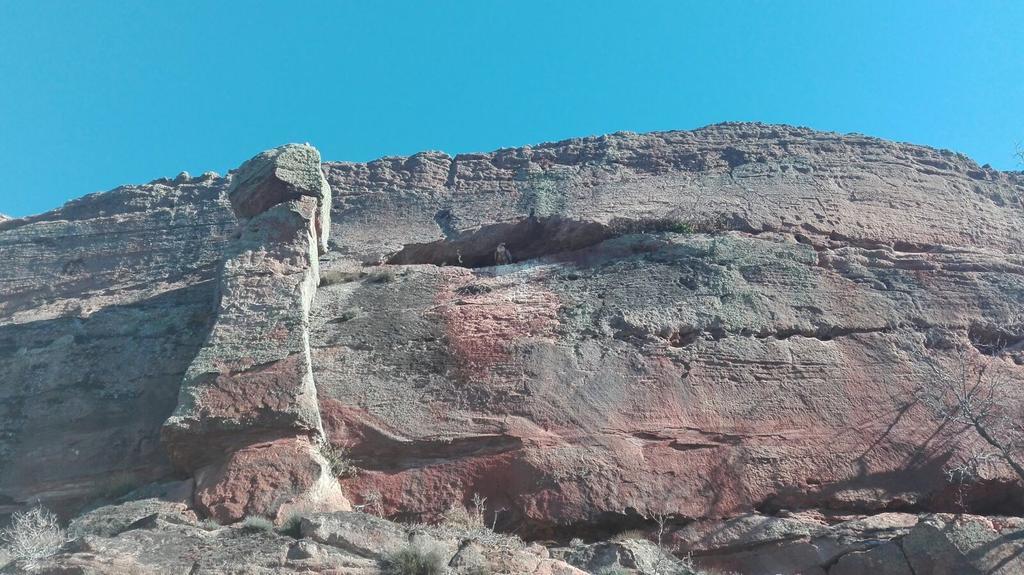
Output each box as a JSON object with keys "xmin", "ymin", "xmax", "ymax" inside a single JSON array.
[
  {"xmin": 1, "ymin": 124, "xmax": 1023, "ymax": 563},
  {"xmin": 311, "ymin": 124, "xmax": 1024, "ymax": 533},
  {"xmin": 0, "ymin": 173, "xmax": 234, "ymax": 515}
]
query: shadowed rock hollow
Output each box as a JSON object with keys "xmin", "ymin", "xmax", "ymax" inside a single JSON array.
[{"xmin": 2, "ymin": 123, "xmax": 1024, "ymax": 573}]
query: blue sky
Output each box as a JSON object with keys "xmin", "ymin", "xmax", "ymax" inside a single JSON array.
[{"xmin": 1, "ymin": 1, "xmax": 1021, "ymax": 217}]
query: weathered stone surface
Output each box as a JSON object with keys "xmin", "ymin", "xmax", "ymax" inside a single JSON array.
[
  {"xmin": 6, "ymin": 503, "xmax": 586, "ymax": 574},
  {"xmin": 670, "ymin": 512, "xmax": 1024, "ymax": 574},
  {"xmin": 68, "ymin": 496, "xmax": 197, "ymax": 537},
  {"xmin": 193, "ymin": 436, "xmax": 347, "ymax": 523},
  {"xmin": 830, "ymin": 542, "xmax": 913, "ymax": 575},
  {"xmin": 229, "ymin": 143, "xmax": 332, "ymax": 253},
  {"xmin": 161, "ymin": 144, "xmax": 344, "ymax": 523},
  {"xmin": 319, "ymin": 230, "xmax": 1024, "ymax": 530},
  {"xmin": 554, "ymin": 539, "xmax": 697, "ymax": 574},
  {"xmin": 675, "ymin": 513, "xmax": 828, "ymax": 552},
  {"xmin": 162, "ymin": 197, "xmax": 327, "ymax": 465},
  {"xmin": 4, "ymin": 517, "xmax": 371, "ymax": 574},
  {"xmin": 901, "ymin": 514, "xmax": 1024, "ymax": 575},
  {"xmin": 2, "ymin": 125, "xmax": 1024, "ymax": 574},
  {"xmin": 300, "ymin": 511, "xmax": 409, "ymax": 558},
  {"xmin": 0, "ymin": 176, "xmax": 234, "ymax": 516}
]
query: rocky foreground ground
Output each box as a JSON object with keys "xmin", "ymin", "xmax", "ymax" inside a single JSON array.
[
  {"xmin": 2, "ymin": 123, "xmax": 1024, "ymax": 573},
  {"xmin": 3, "ymin": 486, "xmax": 1024, "ymax": 574}
]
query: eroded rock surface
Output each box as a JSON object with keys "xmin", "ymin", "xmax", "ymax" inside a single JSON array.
[
  {"xmin": 3, "ymin": 501, "xmax": 587, "ymax": 574},
  {"xmin": 675, "ymin": 512, "xmax": 1024, "ymax": 575},
  {"xmin": 7, "ymin": 499, "xmax": 1023, "ymax": 574},
  {"xmin": 0, "ymin": 173, "xmax": 234, "ymax": 516},
  {"xmin": 2, "ymin": 125, "xmax": 1024, "ymax": 574},
  {"xmin": 311, "ymin": 125, "xmax": 1024, "ymax": 533},
  {"xmin": 162, "ymin": 143, "xmax": 346, "ymax": 522}
]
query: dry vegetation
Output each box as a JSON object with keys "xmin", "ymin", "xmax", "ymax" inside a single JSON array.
[
  {"xmin": 915, "ymin": 342, "xmax": 1024, "ymax": 496},
  {"xmin": 1, "ymin": 506, "xmax": 66, "ymax": 567}
]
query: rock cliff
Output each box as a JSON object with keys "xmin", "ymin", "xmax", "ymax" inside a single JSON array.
[
  {"xmin": 162, "ymin": 144, "xmax": 348, "ymax": 523},
  {"xmin": 2, "ymin": 123, "xmax": 1023, "ymax": 573}
]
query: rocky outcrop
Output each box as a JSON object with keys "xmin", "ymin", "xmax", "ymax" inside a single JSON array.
[
  {"xmin": 4, "ymin": 502, "xmax": 588, "ymax": 574},
  {"xmin": 0, "ymin": 172, "xmax": 234, "ymax": 517},
  {"xmin": 674, "ymin": 512, "xmax": 1024, "ymax": 574},
  {"xmin": 310, "ymin": 125, "xmax": 1024, "ymax": 533},
  {"xmin": 7, "ymin": 499, "xmax": 1023, "ymax": 574},
  {"xmin": 2, "ymin": 124, "xmax": 1024, "ymax": 573},
  {"xmin": 161, "ymin": 144, "xmax": 347, "ymax": 522}
]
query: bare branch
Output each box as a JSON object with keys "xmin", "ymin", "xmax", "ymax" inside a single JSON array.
[{"xmin": 915, "ymin": 344, "xmax": 1024, "ymax": 486}]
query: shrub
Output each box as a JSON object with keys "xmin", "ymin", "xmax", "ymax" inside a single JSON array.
[
  {"xmin": 276, "ymin": 514, "xmax": 303, "ymax": 538},
  {"xmin": 456, "ymin": 284, "xmax": 492, "ymax": 296},
  {"xmin": 237, "ymin": 516, "xmax": 274, "ymax": 533},
  {"xmin": 357, "ymin": 489, "xmax": 386, "ymax": 518},
  {"xmin": 198, "ymin": 518, "xmax": 222, "ymax": 531},
  {"xmin": 440, "ymin": 499, "xmax": 484, "ymax": 531},
  {"xmin": 320, "ymin": 270, "xmax": 361, "ymax": 287},
  {"xmin": 596, "ymin": 568, "xmax": 631, "ymax": 575},
  {"xmin": 611, "ymin": 528, "xmax": 648, "ymax": 542},
  {"xmin": 381, "ymin": 542, "xmax": 447, "ymax": 575},
  {"xmin": 317, "ymin": 437, "xmax": 359, "ymax": 478},
  {"xmin": 609, "ymin": 215, "xmax": 730, "ymax": 237},
  {"xmin": 367, "ymin": 269, "xmax": 396, "ymax": 284},
  {"xmin": 0, "ymin": 506, "xmax": 66, "ymax": 567}
]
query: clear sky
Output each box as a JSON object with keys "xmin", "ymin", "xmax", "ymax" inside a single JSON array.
[{"xmin": 1, "ymin": 1, "xmax": 1021, "ymax": 217}]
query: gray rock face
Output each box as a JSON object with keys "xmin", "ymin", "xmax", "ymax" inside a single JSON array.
[
  {"xmin": 229, "ymin": 144, "xmax": 332, "ymax": 253},
  {"xmin": 554, "ymin": 539, "xmax": 697, "ymax": 574},
  {"xmin": 673, "ymin": 512, "xmax": 1024, "ymax": 575},
  {"xmin": 830, "ymin": 542, "xmax": 913, "ymax": 575},
  {"xmin": 311, "ymin": 125, "xmax": 1024, "ymax": 531},
  {"xmin": 1, "ymin": 125, "xmax": 1023, "ymax": 575},
  {"xmin": 300, "ymin": 512, "xmax": 408, "ymax": 558},
  {"xmin": 901, "ymin": 514, "xmax": 1024, "ymax": 575},
  {"xmin": 2, "ymin": 504, "xmax": 585, "ymax": 574},
  {"xmin": 0, "ymin": 176, "xmax": 234, "ymax": 517},
  {"xmin": 68, "ymin": 496, "xmax": 197, "ymax": 538},
  {"xmin": 161, "ymin": 144, "xmax": 345, "ymax": 523}
]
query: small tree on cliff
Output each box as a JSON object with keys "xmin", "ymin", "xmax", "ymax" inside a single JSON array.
[{"xmin": 915, "ymin": 343, "xmax": 1024, "ymax": 488}]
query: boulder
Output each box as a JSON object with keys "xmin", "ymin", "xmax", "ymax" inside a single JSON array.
[
  {"xmin": 830, "ymin": 541, "xmax": 913, "ymax": 575},
  {"xmin": 901, "ymin": 514, "xmax": 1024, "ymax": 575},
  {"xmin": 228, "ymin": 143, "xmax": 332, "ymax": 253},
  {"xmin": 300, "ymin": 511, "xmax": 410, "ymax": 558},
  {"xmin": 69, "ymin": 497, "xmax": 197, "ymax": 538},
  {"xmin": 192, "ymin": 437, "xmax": 347, "ymax": 523},
  {"xmin": 675, "ymin": 513, "xmax": 828, "ymax": 552},
  {"xmin": 554, "ymin": 539, "xmax": 696, "ymax": 575}
]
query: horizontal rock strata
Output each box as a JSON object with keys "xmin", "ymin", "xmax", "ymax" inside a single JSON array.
[{"xmin": 2, "ymin": 124, "xmax": 1023, "ymax": 555}]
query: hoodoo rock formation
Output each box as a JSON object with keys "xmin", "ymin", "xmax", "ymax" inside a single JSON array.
[
  {"xmin": 2, "ymin": 123, "xmax": 1024, "ymax": 573},
  {"xmin": 161, "ymin": 144, "xmax": 348, "ymax": 522}
]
